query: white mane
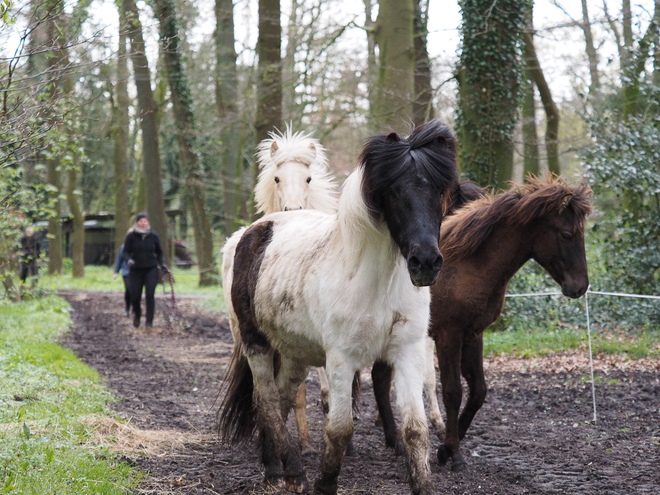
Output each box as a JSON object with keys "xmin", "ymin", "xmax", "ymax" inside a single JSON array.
[{"xmin": 254, "ymin": 127, "xmax": 338, "ymax": 215}]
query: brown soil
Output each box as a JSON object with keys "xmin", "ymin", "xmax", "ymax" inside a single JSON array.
[{"xmin": 61, "ymin": 291, "xmax": 660, "ymax": 495}]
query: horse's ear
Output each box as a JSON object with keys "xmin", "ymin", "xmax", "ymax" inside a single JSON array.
[
  {"xmin": 559, "ymin": 193, "xmax": 573, "ymax": 213},
  {"xmin": 270, "ymin": 141, "xmax": 279, "ymax": 158},
  {"xmin": 385, "ymin": 132, "xmax": 400, "ymax": 142},
  {"xmin": 308, "ymin": 142, "xmax": 316, "ymax": 161}
]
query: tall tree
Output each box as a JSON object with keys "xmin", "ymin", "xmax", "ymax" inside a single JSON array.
[
  {"xmin": 112, "ymin": 8, "xmax": 130, "ymax": 254},
  {"xmin": 122, "ymin": 0, "xmax": 169, "ymax": 263},
  {"xmin": 45, "ymin": 0, "xmax": 63, "ymax": 275},
  {"xmin": 255, "ymin": 0, "xmax": 282, "ymax": 148},
  {"xmin": 155, "ymin": 0, "xmax": 218, "ymax": 286},
  {"xmin": 580, "ymin": 0, "xmax": 601, "ymax": 94},
  {"xmin": 457, "ymin": 0, "xmax": 530, "ymax": 188},
  {"xmin": 215, "ymin": 0, "xmax": 241, "ymax": 235},
  {"xmin": 363, "ymin": 0, "xmax": 378, "ymax": 115},
  {"xmin": 655, "ymin": 0, "xmax": 660, "ymax": 86},
  {"xmin": 373, "ymin": 0, "xmax": 415, "ymax": 130},
  {"xmin": 413, "ymin": 0, "xmax": 433, "ymax": 124},
  {"xmin": 523, "ymin": 30, "xmax": 560, "ymax": 175}
]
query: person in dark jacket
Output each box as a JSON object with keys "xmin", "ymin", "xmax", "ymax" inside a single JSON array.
[
  {"xmin": 122, "ymin": 213, "xmax": 167, "ymax": 328},
  {"xmin": 19, "ymin": 227, "xmax": 40, "ymax": 283},
  {"xmin": 114, "ymin": 228, "xmax": 133, "ymax": 317}
]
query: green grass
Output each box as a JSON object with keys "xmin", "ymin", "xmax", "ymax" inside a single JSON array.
[
  {"xmin": 0, "ymin": 296, "xmax": 141, "ymax": 493},
  {"xmin": 484, "ymin": 324, "xmax": 660, "ymax": 358},
  {"xmin": 39, "ymin": 261, "xmax": 227, "ymax": 312}
]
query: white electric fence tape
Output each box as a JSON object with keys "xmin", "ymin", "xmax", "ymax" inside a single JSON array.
[{"xmin": 504, "ymin": 288, "xmax": 660, "ymax": 423}]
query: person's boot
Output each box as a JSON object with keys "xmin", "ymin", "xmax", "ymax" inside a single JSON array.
[
  {"xmin": 145, "ymin": 322, "xmax": 153, "ymax": 329},
  {"xmin": 133, "ymin": 314, "xmax": 140, "ymax": 328}
]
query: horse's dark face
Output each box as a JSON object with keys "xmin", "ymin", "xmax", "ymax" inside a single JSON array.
[
  {"xmin": 531, "ymin": 204, "xmax": 589, "ymax": 299},
  {"xmin": 381, "ymin": 172, "xmax": 445, "ymax": 287}
]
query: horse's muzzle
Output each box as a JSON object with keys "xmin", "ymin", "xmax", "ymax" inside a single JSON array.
[{"xmin": 407, "ymin": 251, "xmax": 443, "ymax": 287}]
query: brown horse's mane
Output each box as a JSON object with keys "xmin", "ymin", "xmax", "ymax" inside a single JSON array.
[{"xmin": 440, "ymin": 175, "xmax": 593, "ymax": 262}]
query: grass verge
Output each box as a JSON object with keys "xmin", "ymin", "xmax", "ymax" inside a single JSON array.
[{"xmin": 0, "ymin": 295, "xmax": 141, "ymax": 494}]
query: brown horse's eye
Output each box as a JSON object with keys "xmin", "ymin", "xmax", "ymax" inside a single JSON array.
[
  {"xmin": 561, "ymin": 232, "xmax": 572, "ymax": 240},
  {"xmin": 306, "ymin": 177, "xmax": 312, "ymax": 184},
  {"xmin": 274, "ymin": 177, "xmax": 280, "ymax": 184}
]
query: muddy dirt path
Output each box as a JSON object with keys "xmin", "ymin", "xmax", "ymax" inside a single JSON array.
[{"xmin": 61, "ymin": 292, "xmax": 660, "ymax": 494}]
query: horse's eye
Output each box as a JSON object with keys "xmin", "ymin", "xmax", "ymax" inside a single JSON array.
[
  {"xmin": 561, "ymin": 232, "xmax": 572, "ymax": 240},
  {"xmin": 306, "ymin": 177, "xmax": 312, "ymax": 184},
  {"xmin": 274, "ymin": 177, "xmax": 280, "ymax": 184}
]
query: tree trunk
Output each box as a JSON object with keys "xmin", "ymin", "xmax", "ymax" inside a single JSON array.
[
  {"xmin": 580, "ymin": 0, "xmax": 601, "ymax": 94},
  {"xmin": 283, "ymin": 0, "xmax": 299, "ymax": 122},
  {"xmin": 655, "ymin": 0, "xmax": 660, "ymax": 86},
  {"xmin": 122, "ymin": 0, "xmax": 169, "ymax": 264},
  {"xmin": 66, "ymin": 164, "xmax": 84, "ymax": 277},
  {"xmin": 522, "ymin": 8, "xmax": 539, "ymax": 177},
  {"xmin": 155, "ymin": 0, "xmax": 218, "ymax": 286},
  {"xmin": 457, "ymin": 0, "xmax": 527, "ymax": 189},
  {"xmin": 113, "ymin": 7, "xmax": 130, "ymax": 253},
  {"xmin": 215, "ymin": 0, "xmax": 241, "ymax": 235},
  {"xmin": 363, "ymin": 0, "xmax": 378, "ymax": 120},
  {"xmin": 523, "ymin": 31, "xmax": 560, "ymax": 175},
  {"xmin": 255, "ymin": 0, "xmax": 282, "ymax": 151},
  {"xmin": 413, "ymin": 0, "xmax": 433, "ymax": 125},
  {"xmin": 46, "ymin": 0, "xmax": 63, "ymax": 275},
  {"xmin": 373, "ymin": 0, "xmax": 414, "ymax": 130}
]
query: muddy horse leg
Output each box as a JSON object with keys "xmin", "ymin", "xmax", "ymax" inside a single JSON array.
[
  {"xmin": 423, "ymin": 336, "xmax": 445, "ymax": 438},
  {"xmin": 437, "ymin": 333, "xmax": 466, "ymax": 471},
  {"xmin": 294, "ymin": 382, "xmax": 316, "ymax": 455},
  {"xmin": 313, "ymin": 356, "xmax": 355, "ymax": 495},
  {"xmin": 318, "ymin": 367, "xmax": 358, "ymax": 457},
  {"xmin": 392, "ymin": 338, "xmax": 433, "ymax": 495},
  {"xmin": 458, "ymin": 336, "xmax": 487, "ymax": 441},
  {"xmin": 247, "ymin": 350, "xmax": 308, "ymax": 492},
  {"xmin": 372, "ymin": 360, "xmax": 403, "ymax": 455}
]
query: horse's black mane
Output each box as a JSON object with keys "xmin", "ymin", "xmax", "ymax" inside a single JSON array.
[{"xmin": 359, "ymin": 120, "xmax": 459, "ymax": 217}]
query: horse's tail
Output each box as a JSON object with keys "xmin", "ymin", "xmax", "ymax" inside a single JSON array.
[{"xmin": 217, "ymin": 344, "xmax": 257, "ymax": 444}]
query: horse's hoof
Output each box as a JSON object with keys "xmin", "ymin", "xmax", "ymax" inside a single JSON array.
[
  {"xmin": 437, "ymin": 445, "xmax": 450, "ymax": 465},
  {"xmin": 345, "ymin": 442, "xmax": 358, "ymax": 458},
  {"xmin": 313, "ymin": 479, "xmax": 337, "ymax": 495},
  {"xmin": 300, "ymin": 442, "xmax": 317, "ymax": 457},
  {"xmin": 285, "ymin": 474, "xmax": 309, "ymax": 493},
  {"xmin": 451, "ymin": 454, "xmax": 467, "ymax": 472},
  {"xmin": 394, "ymin": 439, "xmax": 404, "ymax": 457},
  {"xmin": 265, "ymin": 475, "xmax": 286, "ymax": 489}
]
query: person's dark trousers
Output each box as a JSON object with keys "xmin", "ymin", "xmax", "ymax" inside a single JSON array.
[
  {"xmin": 19, "ymin": 261, "xmax": 37, "ymax": 283},
  {"xmin": 128, "ymin": 266, "xmax": 159, "ymax": 324},
  {"xmin": 122, "ymin": 275, "xmax": 131, "ymax": 313}
]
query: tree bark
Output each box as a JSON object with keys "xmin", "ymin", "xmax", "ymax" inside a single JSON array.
[
  {"xmin": 363, "ymin": 0, "xmax": 378, "ymax": 120},
  {"xmin": 122, "ymin": 0, "xmax": 169, "ymax": 264},
  {"xmin": 580, "ymin": 0, "xmax": 601, "ymax": 94},
  {"xmin": 46, "ymin": 0, "xmax": 63, "ymax": 275},
  {"xmin": 254, "ymin": 0, "xmax": 282, "ymax": 219},
  {"xmin": 654, "ymin": 0, "xmax": 660, "ymax": 86},
  {"xmin": 283, "ymin": 0, "xmax": 299, "ymax": 122},
  {"xmin": 413, "ymin": 0, "xmax": 433, "ymax": 124},
  {"xmin": 66, "ymin": 164, "xmax": 84, "ymax": 277},
  {"xmin": 523, "ymin": 31, "xmax": 560, "ymax": 175},
  {"xmin": 373, "ymin": 0, "xmax": 415, "ymax": 130},
  {"xmin": 522, "ymin": 8, "xmax": 539, "ymax": 177},
  {"xmin": 113, "ymin": 7, "xmax": 130, "ymax": 254},
  {"xmin": 215, "ymin": 0, "xmax": 241, "ymax": 235},
  {"xmin": 155, "ymin": 0, "xmax": 218, "ymax": 285}
]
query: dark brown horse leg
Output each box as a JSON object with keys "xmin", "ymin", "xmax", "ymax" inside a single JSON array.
[
  {"xmin": 437, "ymin": 335, "xmax": 466, "ymax": 471},
  {"xmin": 372, "ymin": 360, "xmax": 404, "ymax": 455},
  {"xmin": 248, "ymin": 351, "xmax": 308, "ymax": 492},
  {"xmin": 458, "ymin": 337, "xmax": 487, "ymax": 441}
]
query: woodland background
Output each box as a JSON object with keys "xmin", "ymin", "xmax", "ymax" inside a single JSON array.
[{"xmin": 0, "ymin": 0, "xmax": 659, "ymax": 327}]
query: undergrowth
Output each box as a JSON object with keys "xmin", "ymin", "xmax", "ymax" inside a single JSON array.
[{"xmin": 0, "ymin": 295, "xmax": 141, "ymax": 493}]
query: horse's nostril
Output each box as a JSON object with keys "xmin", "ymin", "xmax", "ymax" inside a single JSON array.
[
  {"xmin": 408, "ymin": 255, "xmax": 421, "ymax": 271},
  {"xmin": 433, "ymin": 254, "xmax": 444, "ymax": 272}
]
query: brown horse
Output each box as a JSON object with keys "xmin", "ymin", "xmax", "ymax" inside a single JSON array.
[{"xmin": 373, "ymin": 176, "xmax": 593, "ymax": 471}]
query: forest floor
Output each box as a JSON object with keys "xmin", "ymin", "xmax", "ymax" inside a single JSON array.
[{"xmin": 61, "ymin": 291, "xmax": 660, "ymax": 495}]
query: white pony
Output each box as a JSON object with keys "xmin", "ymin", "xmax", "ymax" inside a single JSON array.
[
  {"xmin": 221, "ymin": 128, "xmax": 338, "ymax": 454},
  {"xmin": 220, "ymin": 120, "xmax": 458, "ymax": 495}
]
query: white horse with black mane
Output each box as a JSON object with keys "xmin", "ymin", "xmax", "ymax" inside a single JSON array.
[{"xmin": 220, "ymin": 120, "xmax": 458, "ymax": 495}]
